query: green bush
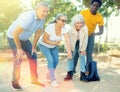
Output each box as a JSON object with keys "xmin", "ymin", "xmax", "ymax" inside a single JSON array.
[
  {"xmin": 94, "ymin": 43, "xmax": 109, "ymax": 53},
  {"xmin": 58, "ymin": 44, "xmax": 65, "ymax": 53}
]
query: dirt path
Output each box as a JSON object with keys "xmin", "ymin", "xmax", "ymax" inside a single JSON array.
[{"xmin": 0, "ymin": 51, "xmax": 120, "ymax": 92}]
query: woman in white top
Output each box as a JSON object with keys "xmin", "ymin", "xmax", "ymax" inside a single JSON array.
[
  {"xmin": 64, "ymin": 14, "xmax": 88, "ymax": 82},
  {"xmin": 38, "ymin": 13, "xmax": 72, "ymax": 87}
]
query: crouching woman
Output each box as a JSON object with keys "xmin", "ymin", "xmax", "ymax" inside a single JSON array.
[{"xmin": 64, "ymin": 14, "xmax": 88, "ymax": 82}]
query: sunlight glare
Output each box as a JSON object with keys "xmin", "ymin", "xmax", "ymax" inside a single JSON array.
[{"xmin": 21, "ymin": 0, "xmax": 34, "ymax": 9}]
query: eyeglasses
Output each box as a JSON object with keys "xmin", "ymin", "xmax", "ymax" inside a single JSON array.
[{"xmin": 58, "ymin": 19, "xmax": 67, "ymax": 23}]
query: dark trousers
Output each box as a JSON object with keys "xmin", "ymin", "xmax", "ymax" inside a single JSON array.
[
  {"xmin": 7, "ymin": 37, "xmax": 38, "ymax": 83},
  {"xmin": 73, "ymin": 40, "xmax": 79, "ymax": 72},
  {"xmin": 86, "ymin": 35, "xmax": 94, "ymax": 72},
  {"xmin": 73, "ymin": 35, "xmax": 95, "ymax": 72},
  {"xmin": 73, "ymin": 51, "xmax": 79, "ymax": 72}
]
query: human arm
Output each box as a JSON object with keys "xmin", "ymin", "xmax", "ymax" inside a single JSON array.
[
  {"xmin": 80, "ymin": 26, "xmax": 88, "ymax": 55},
  {"xmin": 32, "ymin": 29, "xmax": 43, "ymax": 53},
  {"xmin": 93, "ymin": 25, "xmax": 103, "ymax": 36},
  {"xmin": 93, "ymin": 14, "xmax": 104, "ymax": 36},
  {"xmin": 13, "ymin": 25, "xmax": 24, "ymax": 59},
  {"xmin": 12, "ymin": 12, "xmax": 34, "ymax": 59},
  {"xmin": 43, "ymin": 32, "xmax": 60, "ymax": 45},
  {"xmin": 64, "ymin": 33, "xmax": 72, "ymax": 59}
]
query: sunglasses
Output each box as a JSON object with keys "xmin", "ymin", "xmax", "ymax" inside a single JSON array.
[{"xmin": 58, "ymin": 19, "xmax": 67, "ymax": 23}]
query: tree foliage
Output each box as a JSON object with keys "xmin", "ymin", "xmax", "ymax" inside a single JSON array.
[
  {"xmin": 1, "ymin": 0, "xmax": 120, "ymax": 32},
  {"xmin": 32, "ymin": 0, "xmax": 78, "ymax": 25},
  {"xmin": 0, "ymin": 0, "xmax": 120, "ymax": 50},
  {"xmin": 114, "ymin": 0, "xmax": 120, "ymax": 9},
  {"xmin": 46, "ymin": 1, "xmax": 78, "ymax": 25},
  {"xmin": 83, "ymin": 0, "xmax": 119, "ymax": 17},
  {"xmin": 0, "ymin": 0, "xmax": 23, "ymax": 32}
]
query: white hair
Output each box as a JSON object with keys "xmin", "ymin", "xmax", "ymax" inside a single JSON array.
[{"xmin": 70, "ymin": 14, "xmax": 84, "ymax": 26}]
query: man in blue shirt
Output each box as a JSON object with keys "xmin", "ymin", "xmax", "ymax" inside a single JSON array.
[{"xmin": 7, "ymin": 2, "xmax": 49, "ymax": 90}]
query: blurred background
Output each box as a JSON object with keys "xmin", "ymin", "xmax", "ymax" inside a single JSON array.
[{"xmin": 0, "ymin": 0, "xmax": 120, "ymax": 56}]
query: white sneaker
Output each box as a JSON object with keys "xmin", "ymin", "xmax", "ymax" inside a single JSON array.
[{"xmin": 51, "ymin": 80, "xmax": 58, "ymax": 87}]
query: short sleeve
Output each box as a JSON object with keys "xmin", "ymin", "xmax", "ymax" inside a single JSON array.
[
  {"xmin": 18, "ymin": 13, "xmax": 33, "ymax": 29},
  {"xmin": 80, "ymin": 10, "xmax": 83, "ymax": 15},
  {"xmin": 44, "ymin": 24, "xmax": 53, "ymax": 34},
  {"xmin": 80, "ymin": 9, "xmax": 85, "ymax": 15},
  {"xmin": 62, "ymin": 24, "xmax": 70, "ymax": 34},
  {"xmin": 39, "ymin": 19, "xmax": 45, "ymax": 30},
  {"xmin": 98, "ymin": 14, "xmax": 104, "ymax": 26}
]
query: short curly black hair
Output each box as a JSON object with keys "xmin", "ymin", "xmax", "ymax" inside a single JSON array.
[{"xmin": 91, "ymin": 0, "xmax": 102, "ymax": 7}]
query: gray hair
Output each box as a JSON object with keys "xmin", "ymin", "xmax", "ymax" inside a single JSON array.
[
  {"xmin": 55, "ymin": 13, "xmax": 67, "ymax": 20},
  {"xmin": 49, "ymin": 13, "xmax": 67, "ymax": 24},
  {"xmin": 35, "ymin": 2, "xmax": 49, "ymax": 9},
  {"xmin": 70, "ymin": 14, "xmax": 84, "ymax": 26}
]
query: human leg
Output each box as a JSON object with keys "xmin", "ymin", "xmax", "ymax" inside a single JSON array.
[
  {"xmin": 51, "ymin": 46, "xmax": 59, "ymax": 69},
  {"xmin": 64, "ymin": 51, "xmax": 74, "ymax": 81},
  {"xmin": 7, "ymin": 37, "xmax": 22, "ymax": 90},
  {"xmin": 64, "ymin": 59, "xmax": 74, "ymax": 81},
  {"xmin": 21, "ymin": 40, "xmax": 38, "ymax": 81},
  {"xmin": 86, "ymin": 35, "xmax": 95, "ymax": 73},
  {"xmin": 73, "ymin": 40, "xmax": 80, "ymax": 73},
  {"xmin": 80, "ymin": 55, "xmax": 86, "ymax": 73},
  {"xmin": 39, "ymin": 44, "xmax": 57, "ymax": 80},
  {"xmin": 79, "ymin": 54, "xmax": 87, "ymax": 82},
  {"xmin": 22, "ymin": 40, "xmax": 44, "ymax": 86},
  {"xmin": 39, "ymin": 44, "xmax": 58, "ymax": 86},
  {"xmin": 73, "ymin": 50, "xmax": 79, "ymax": 73}
]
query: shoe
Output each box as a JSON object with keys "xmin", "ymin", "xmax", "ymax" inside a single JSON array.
[
  {"xmin": 64, "ymin": 74, "xmax": 72, "ymax": 81},
  {"xmin": 51, "ymin": 80, "xmax": 58, "ymax": 87},
  {"xmin": 85, "ymin": 71, "xmax": 89, "ymax": 75},
  {"xmin": 31, "ymin": 81, "xmax": 45, "ymax": 87},
  {"xmin": 12, "ymin": 82, "xmax": 22, "ymax": 91},
  {"xmin": 73, "ymin": 70, "xmax": 76, "ymax": 74},
  {"xmin": 97, "ymin": 76, "xmax": 100, "ymax": 81},
  {"xmin": 80, "ymin": 72, "xmax": 88, "ymax": 82}
]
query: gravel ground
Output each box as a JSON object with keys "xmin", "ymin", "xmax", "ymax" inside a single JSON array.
[{"xmin": 0, "ymin": 51, "xmax": 120, "ymax": 92}]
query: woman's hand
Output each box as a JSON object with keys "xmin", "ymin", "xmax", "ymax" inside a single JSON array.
[
  {"xmin": 54, "ymin": 40, "xmax": 60, "ymax": 45},
  {"xmin": 67, "ymin": 51, "xmax": 72, "ymax": 59},
  {"xmin": 80, "ymin": 51, "xmax": 86, "ymax": 55}
]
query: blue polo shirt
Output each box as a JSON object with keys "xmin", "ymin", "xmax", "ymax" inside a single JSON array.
[{"xmin": 7, "ymin": 10, "xmax": 45, "ymax": 41}]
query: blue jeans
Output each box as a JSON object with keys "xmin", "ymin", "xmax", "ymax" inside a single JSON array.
[
  {"xmin": 67, "ymin": 58, "xmax": 74, "ymax": 72},
  {"xmin": 86, "ymin": 35, "xmax": 95, "ymax": 72},
  {"xmin": 38, "ymin": 44, "xmax": 59, "ymax": 81},
  {"xmin": 38, "ymin": 44, "xmax": 59, "ymax": 69},
  {"xmin": 7, "ymin": 37, "xmax": 38, "ymax": 83},
  {"xmin": 67, "ymin": 49, "xmax": 86, "ymax": 73},
  {"xmin": 79, "ymin": 55, "xmax": 86, "ymax": 72}
]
